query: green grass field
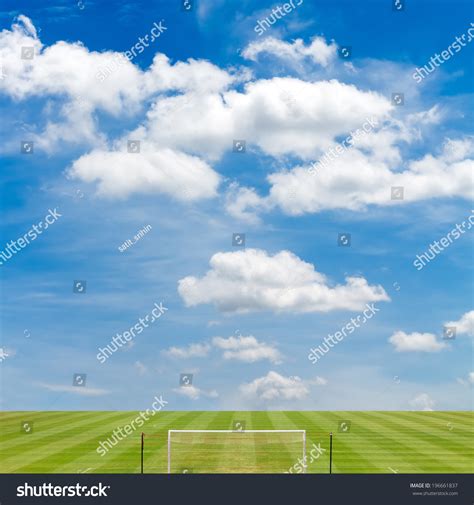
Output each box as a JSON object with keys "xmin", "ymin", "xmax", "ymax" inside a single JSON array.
[{"xmin": 0, "ymin": 411, "xmax": 472, "ymax": 474}]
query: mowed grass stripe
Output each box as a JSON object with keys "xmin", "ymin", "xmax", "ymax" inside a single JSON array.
[
  {"xmin": 366, "ymin": 412, "xmax": 473, "ymax": 470},
  {"xmin": 370, "ymin": 412, "xmax": 473, "ymax": 455},
  {"xmin": 0, "ymin": 412, "xmax": 128, "ymax": 461},
  {"xmin": 168, "ymin": 411, "xmax": 229, "ymax": 473},
  {"xmin": 281, "ymin": 411, "xmax": 332, "ymax": 473},
  {"xmin": 0, "ymin": 412, "xmax": 100, "ymax": 447},
  {"xmin": 319, "ymin": 412, "xmax": 382, "ymax": 473},
  {"xmin": 146, "ymin": 411, "xmax": 216, "ymax": 473},
  {"xmin": 61, "ymin": 411, "xmax": 186, "ymax": 474},
  {"xmin": 252, "ymin": 411, "xmax": 296, "ymax": 473},
  {"xmin": 352, "ymin": 412, "xmax": 455, "ymax": 473},
  {"xmin": 6, "ymin": 412, "xmax": 134, "ymax": 473}
]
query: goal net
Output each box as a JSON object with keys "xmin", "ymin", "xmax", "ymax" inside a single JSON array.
[{"xmin": 167, "ymin": 429, "xmax": 306, "ymax": 473}]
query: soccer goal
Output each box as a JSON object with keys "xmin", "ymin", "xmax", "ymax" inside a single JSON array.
[{"xmin": 167, "ymin": 429, "xmax": 306, "ymax": 474}]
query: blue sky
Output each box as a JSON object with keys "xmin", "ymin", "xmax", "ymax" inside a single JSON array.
[{"xmin": 0, "ymin": 0, "xmax": 473, "ymax": 411}]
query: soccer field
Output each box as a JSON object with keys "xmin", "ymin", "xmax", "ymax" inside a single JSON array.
[{"xmin": 0, "ymin": 411, "xmax": 472, "ymax": 474}]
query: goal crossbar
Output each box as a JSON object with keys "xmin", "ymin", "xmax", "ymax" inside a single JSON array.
[{"xmin": 167, "ymin": 429, "xmax": 306, "ymax": 474}]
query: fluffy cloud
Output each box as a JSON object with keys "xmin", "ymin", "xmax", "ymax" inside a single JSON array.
[
  {"xmin": 445, "ymin": 310, "xmax": 474, "ymax": 337},
  {"xmin": 242, "ymin": 36, "xmax": 338, "ymax": 67},
  {"xmin": 162, "ymin": 343, "xmax": 211, "ymax": 359},
  {"xmin": 389, "ymin": 331, "xmax": 447, "ymax": 352},
  {"xmin": 409, "ymin": 393, "xmax": 435, "ymax": 411},
  {"xmin": 212, "ymin": 335, "xmax": 282, "ymax": 364},
  {"xmin": 67, "ymin": 147, "xmax": 220, "ymax": 200},
  {"xmin": 178, "ymin": 248, "xmax": 390, "ymax": 314},
  {"xmin": 239, "ymin": 371, "xmax": 321, "ymax": 402},
  {"xmin": 173, "ymin": 385, "xmax": 218, "ymax": 400},
  {"xmin": 228, "ymin": 137, "xmax": 474, "ymax": 217}
]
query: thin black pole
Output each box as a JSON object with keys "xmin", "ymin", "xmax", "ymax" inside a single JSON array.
[
  {"xmin": 141, "ymin": 432, "xmax": 144, "ymax": 474},
  {"xmin": 329, "ymin": 432, "xmax": 333, "ymax": 474}
]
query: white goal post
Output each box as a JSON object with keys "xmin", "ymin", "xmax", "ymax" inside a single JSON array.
[{"xmin": 167, "ymin": 429, "xmax": 307, "ymax": 474}]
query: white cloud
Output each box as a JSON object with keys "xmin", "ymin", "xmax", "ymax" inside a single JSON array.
[
  {"xmin": 212, "ymin": 335, "xmax": 282, "ymax": 364},
  {"xmin": 445, "ymin": 310, "xmax": 474, "ymax": 337},
  {"xmin": 178, "ymin": 248, "xmax": 390, "ymax": 314},
  {"xmin": 232, "ymin": 136, "xmax": 474, "ymax": 217},
  {"xmin": 38, "ymin": 383, "xmax": 109, "ymax": 396},
  {"xmin": 409, "ymin": 393, "xmax": 435, "ymax": 411},
  {"xmin": 309, "ymin": 376, "xmax": 328, "ymax": 386},
  {"xmin": 239, "ymin": 371, "xmax": 309, "ymax": 402},
  {"xmin": 242, "ymin": 36, "xmax": 338, "ymax": 67},
  {"xmin": 162, "ymin": 343, "xmax": 211, "ymax": 359},
  {"xmin": 389, "ymin": 331, "xmax": 447, "ymax": 352},
  {"xmin": 173, "ymin": 385, "xmax": 218, "ymax": 400},
  {"xmin": 67, "ymin": 147, "xmax": 220, "ymax": 200},
  {"xmin": 457, "ymin": 372, "xmax": 474, "ymax": 386}
]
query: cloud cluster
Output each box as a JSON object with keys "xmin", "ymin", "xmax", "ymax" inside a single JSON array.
[
  {"xmin": 178, "ymin": 248, "xmax": 390, "ymax": 314},
  {"xmin": 239, "ymin": 371, "xmax": 326, "ymax": 402},
  {"xmin": 162, "ymin": 334, "xmax": 282, "ymax": 364},
  {"xmin": 409, "ymin": 393, "xmax": 435, "ymax": 411},
  {"xmin": 389, "ymin": 331, "xmax": 447, "ymax": 352},
  {"xmin": 212, "ymin": 335, "xmax": 282, "ymax": 364},
  {"xmin": 242, "ymin": 36, "xmax": 338, "ymax": 67}
]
